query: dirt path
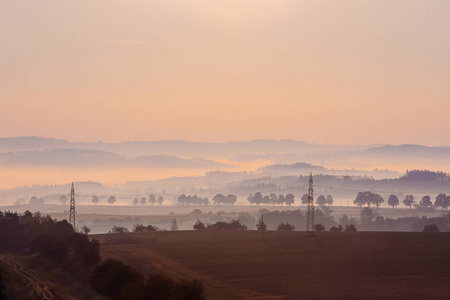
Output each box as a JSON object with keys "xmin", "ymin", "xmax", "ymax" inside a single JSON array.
[
  {"xmin": 0, "ymin": 254, "xmax": 62, "ymax": 300},
  {"xmin": 101, "ymin": 243, "xmax": 282, "ymax": 300}
]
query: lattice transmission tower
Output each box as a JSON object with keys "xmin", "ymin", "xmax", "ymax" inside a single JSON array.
[
  {"xmin": 69, "ymin": 182, "xmax": 76, "ymax": 230},
  {"xmin": 306, "ymin": 173, "xmax": 315, "ymax": 231}
]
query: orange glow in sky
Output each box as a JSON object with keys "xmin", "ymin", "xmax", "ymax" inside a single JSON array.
[{"xmin": 1, "ymin": 1, "xmax": 449, "ymax": 145}]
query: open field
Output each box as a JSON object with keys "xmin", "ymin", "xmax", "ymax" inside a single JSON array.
[
  {"xmin": 1, "ymin": 203, "xmax": 447, "ymax": 234},
  {"xmin": 96, "ymin": 230, "xmax": 450, "ymax": 300}
]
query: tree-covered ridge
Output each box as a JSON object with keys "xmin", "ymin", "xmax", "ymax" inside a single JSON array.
[{"xmin": 402, "ymin": 170, "xmax": 450, "ymax": 181}]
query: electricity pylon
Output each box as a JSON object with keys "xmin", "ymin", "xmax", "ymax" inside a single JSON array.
[
  {"xmin": 69, "ymin": 182, "xmax": 76, "ymax": 230},
  {"xmin": 306, "ymin": 173, "xmax": 315, "ymax": 232}
]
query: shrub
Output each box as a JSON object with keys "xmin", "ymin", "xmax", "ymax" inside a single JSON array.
[
  {"xmin": 176, "ymin": 278, "xmax": 205, "ymax": 300},
  {"xmin": 121, "ymin": 274, "xmax": 205, "ymax": 300},
  {"xmin": 329, "ymin": 225, "xmax": 343, "ymax": 232},
  {"xmin": 314, "ymin": 223, "xmax": 326, "ymax": 232},
  {"xmin": 206, "ymin": 220, "xmax": 247, "ymax": 230},
  {"xmin": 423, "ymin": 224, "xmax": 440, "ymax": 233},
  {"xmin": 90, "ymin": 258, "xmax": 144, "ymax": 297},
  {"xmin": 193, "ymin": 219, "xmax": 206, "ymax": 230},
  {"xmin": 134, "ymin": 224, "xmax": 146, "ymax": 232},
  {"xmin": 344, "ymin": 224, "xmax": 357, "ymax": 232},
  {"xmin": 110, "ymin": 225, "xmax": 129, "ymax": 233},
  {"xmin": 146, "ymin": 225, "xmax": 157, "ymax": 231},
  {"xmin": 82, "ymin": 239, "xmax": 101, "ymax": 265},
  {"xmin": 277, "ymin": 222, "xmax": 295, "ymax": 231},
  {"xmin": 31, "ymin": 234, "xmax": 68, "ymax": 261}
]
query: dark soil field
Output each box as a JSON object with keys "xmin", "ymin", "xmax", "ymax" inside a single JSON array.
[{"xmin": 96, "ymin": 231, "xmax": 450, "ymax": 300}]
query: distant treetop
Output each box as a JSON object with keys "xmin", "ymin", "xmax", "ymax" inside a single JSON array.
[{"xmin": 402, "ymin": 170, "xmax": 449, "ymax": 181}]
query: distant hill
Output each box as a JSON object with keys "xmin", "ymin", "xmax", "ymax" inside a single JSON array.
[
  {"xmin": 363, "ymin": 144, "xmax": 450, "ymax": 160},
  {"xmin": 0, "ymin": 137, "xmax": 368, "ymax": 158},
  {"xmin": 0, "ymin": 149, "xmax": 233, "ymax": 169}
]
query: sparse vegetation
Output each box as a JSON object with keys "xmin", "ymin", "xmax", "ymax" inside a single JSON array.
[
  {"xmin": 247, "ymin": 192, "xmax": 295, "ymax": 206},
  {"xmin": 344, "ymin": 224, "xmax": 357, "ymax": 232},
  {"xmin": 206, "ymin": 220, "xmax": 247, "ymax": 230},
  {"xmin": 422, "ymin": 224, "xmax": 440, "ymax": 233},
  {"xmin": 193, "ymin": 219, "xmax": 206, "ymax": 230},
  {"xmin": 171, "ymin": 219, "xmax": 178, "ymax": 231},
  {"xmin": 177, "ymin": 195, "xmax": 209, "ymax": 206},
  {"xmin": 110, "ymin": 225, "xmax": 129, "ymax": 233},
  {"xmin": 212, "ymin": 194, "xmax": 237, "ymax": 205},
  {"xmin": 314, "ymin": 223, "xmax": 325, "ymax": 232},
  {"xmin": 330, "ymin": 225, "xmax": 343, "ymax": 232},
  {"xmin": 277, "ymin": 222, "xmax": 295, "ymax": 231}
]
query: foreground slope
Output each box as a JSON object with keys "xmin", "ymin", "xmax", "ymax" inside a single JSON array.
[{"xmin": 97, "ymin": 231, "xmax": 450, "ymax": 300}]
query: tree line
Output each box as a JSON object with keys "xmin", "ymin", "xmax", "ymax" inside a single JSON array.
[
  {"xmin": 247, "ymin": 193, "xmax": 295, "ymax": 206},
  {"xmin": 354, "ymin": 191, "xmax": 450, "ymax": 210},
  {"xmin": 133, "ymin": 195, "xmax": 164, "ymax": 206},
  {"xmin": 177, "ymin": 194, "xmax": 209, "ymax": 205}
]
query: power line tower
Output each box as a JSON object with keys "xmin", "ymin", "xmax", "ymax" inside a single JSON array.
[
  {"xmin": 306, "ymin": 173, "xmax": 315, "ymax": 232},
  {"xmin": 69, "ymin": 182, "xmax": 76, "ymax": 230}
]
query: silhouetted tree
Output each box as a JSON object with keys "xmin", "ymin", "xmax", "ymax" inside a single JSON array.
[
  {"xmin": 206, "ymin": 220, "xmax": 247, "ymax": 230},
  {"xmin": 149, "ymin": 195, "xmax": 156, "ymax": 206},
  {"xmin": 371, "ymin": 193, "xmax": 384, "ymax": 208},
  {"xmin": 403, "ymin": 195, "xmax": 415, "ymax": 209},
  {"xmin": 316, "ymin": 195, "xmax": 327, "ymax": 206},
  {"xmin": 110, "ymin": 225, "xmax": 128, "ymax": 233},
  {"xmin": 354, "ymin": 191, "xmax": 383, "ymax": 208},
  {"xmin": 90, "ymin": 258, "xmax": 144, "ymax": 297},
  {"xmin": 422, "ymin": 224, "xmax": 439, "ymax": 233},
  {"xmin": 213, "ymin": 194, "xmax": 236, "ymax": 205},
  {"xmin": 301, "ymin": 194, "xmax": 309, "ymax": 205},
  {"xmin": 268, "ymin": 193, "xmax": 276, "ymax": 206},
  {"xmin": 92, "ymin": 195, "xmax": 99, "ymax": 205},
  {"xmin": 445, "ymin": 196, "xmax": 450, "ymax": 210},
  {"xmin": 157, "ymin": 196, "xmax": 164, "ymax": 206},
  {"xmin": 277, "ymin": 194, "xmax": 285, "ymax": 205},
  {"xmin": 227, "ymin": 194, "xmax": 237, "ymax": 205},
  {"xmin": 354, "ymin": 192, "xmax": 368, "ymax": 207},
  {"xmin": 140, "ymin": 197, "xmax": 147, "ymax": 206},
  {"xmin": 256, "ymin": 217, "xmax": 267, "ymax": 231},
  {"xmin": 82, "ymin": 225, "xmax": 91, "ymax": 235},
  {"xmin": 326, "ymin": 195, "xmax": 334, "ymax": 206},
  {"xmin": 177, "ymin": 195, "xmax": 209, "ymax": 206},
  {"xmin": 213, "ymin": 194, "xmax": 225, "ymax": 205},
  {"xmin": 133, "ymin": 224, "xmax": 146, "ymax": 232},
  {"xmin": 278, "ymin": 222, "xmax": 295, "ymax": 231},
  {"xmin": 146, "ymin": 225, "xmax": 157, "ymax": 231},
  {"xmin": 171, "ymin": 219, "xmax": 178, "ymax": 231},
  {"xmin": 417, "ymin": 195, "xmax": 433, "ymax": 209},
  {"xmin": 344, "ymin": 224, "xmax": 357, "ymax": 232},
  {"xmin": 29, "ymin": 196, "xmax": 44, "ymax": 205},
  {"xmin": 133, "ymin": 198, "xmax": 138, "ymax": 206},
  {"xmin": 329, "ymin": 225, "xmax": 343, "ymax": 232},
  {"xmin": 435, "ymin": 193, "xmax": 447, "ymax": 210},
  {"xmin": 107, "ymin": 196, "xmax": 116, "ymax": 206},
  {"xmin": 388, "ymin": 195, "xmax": 399, "ymax": 209},
  {"xmin": 285, "ymin": 194, "xmax": 295, "ymax": 206},
  {"xmin": 59, "ymin": 195, "xmax": 68, "ymax": 205},
  {"xmin": 193, "ymin": 219, "xmax": 205, "ymax": 230},
  {"xmin": 253, "ymin": 192, "xmax": 263, "ymax": 206},
  {"xmin": 314, "ymin": 223, "xmax": 326, "ymax": 232}
]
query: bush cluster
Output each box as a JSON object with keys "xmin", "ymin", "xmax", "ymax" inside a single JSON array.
[{"xmin": 90, "ymin": 258, "xmax": 205, "ymax": 300}]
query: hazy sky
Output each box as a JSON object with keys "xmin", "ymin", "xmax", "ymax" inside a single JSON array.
[{"xmin": 1, "ymin": 1, "xmax": 449, "ymax": 145}]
